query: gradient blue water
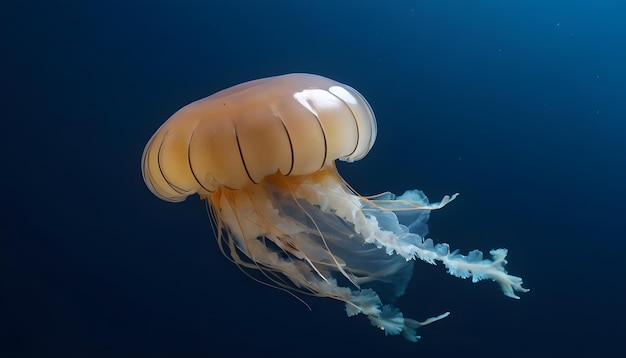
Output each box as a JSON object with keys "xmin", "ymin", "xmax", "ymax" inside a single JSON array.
[{"xmin": 2, "ymin": 1, "xmax": 625, "ymax": 357}]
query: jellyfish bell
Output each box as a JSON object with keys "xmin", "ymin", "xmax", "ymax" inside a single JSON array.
[
  {"xmin": 142, "ymin": 74, "xmax": 376, "ymax": 200},
  {"xmin": 142, "ymin": 73, "xmax": 528, "ymax": 342}
]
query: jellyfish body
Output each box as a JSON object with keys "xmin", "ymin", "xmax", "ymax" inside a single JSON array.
[{"xmin": 142, "ymin": 73, "xmax": 528, "ymax": 341}]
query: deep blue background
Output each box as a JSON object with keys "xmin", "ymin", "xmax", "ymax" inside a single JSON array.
[{"xmin": 2, "ymin": 1, "xmax": 625, "ymax": 357}]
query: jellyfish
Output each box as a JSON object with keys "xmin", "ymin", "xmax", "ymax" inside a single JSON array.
[{"xmin": 141, "ymin": 73, "xmax": 528, "ymax": 341}]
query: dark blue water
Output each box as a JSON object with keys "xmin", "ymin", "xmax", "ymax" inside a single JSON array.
[{"xmin": 2, "ymin": 1, "xmax": 625, "ymax": 357}]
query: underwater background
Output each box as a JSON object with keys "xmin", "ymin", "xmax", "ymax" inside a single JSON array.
[{"xmin": 2, "ymin": 1, "xmax": 625, "ymax": 357}]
